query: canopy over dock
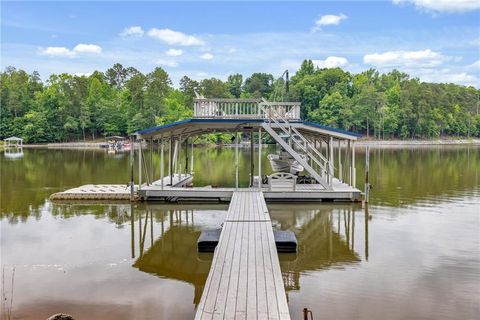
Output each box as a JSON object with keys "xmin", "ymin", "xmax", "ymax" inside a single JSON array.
[{"xmin": 132, "ymin": 97, "xmax": 362, "ymax": 202}]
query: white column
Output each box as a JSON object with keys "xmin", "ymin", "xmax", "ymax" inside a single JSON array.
[
  {"xmin": 138, "ymin": 140, "xmax": 142, "ymax": 190},
  {"xmin": 338, "ymin": 139, "xmax": 343, "ymax": 182},
  {"xmin": 329, "ymin": 136, "xmax": 334, "ymax": 186},
  {"xmin": 160, "ymin": 137, "xmax": 164, "ymax": 190},
  {"xmin": 352, "ymin": 140, "xmax": 356, "ymax": 188},
  {"xmin": 190, "ymin": 140, "xmax": 194, "ymax": 175},
  {"xmin": 235, "ymin": 132, "xmax": 239, "ymax": 190},
  {"xmin": 258, "ymin": 128, "xmax": 262, "ymax": 190}
]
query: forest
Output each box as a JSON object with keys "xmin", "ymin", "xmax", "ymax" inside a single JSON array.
[{"xmin": 1, "ymin": 59, "xmax": 479, "ymax": 143}]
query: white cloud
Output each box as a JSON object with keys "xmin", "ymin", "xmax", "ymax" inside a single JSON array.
[
  {"xmin": 469, "ymin": 60, "xmax": 480, "ymax": 69},
  {"xmin": 120, "ymin": 26, "xmax": 144, "ymax": 37},
  {"xmin": 419, "ymin": 69, "xmax": 477, "ymax": 87},
  {"xmin": 39, "ymin": 46, "xmax": 76, "ymax": 58},
  {"xmin": 73, "ymin": 44, "xmax": 102, "ymax": 54},
  {"xmin": 155, "ymin": 59, "xmax": 178, "ymax": 67},
  {"xmin": 74, "ymin": 72, "xmax": 92, "ymax": 77},
  {"xmin": 165, "ymin": 48, "xmax": 183, "ymax": 57},
  {"xmin": 312, "ymin": 14, "xmax": 347, "ymax": 32},
  {"xmin": 363, "ymin": 49, "xmax": 448, "ymax": 67},
  {"xmin": 313, "ymin": 56, "xmax": 349, "ymax": 68},
  {"xmin": 392, "ymin": 0, "xmax": 480, "ymax": 13},
  {"xmin": 228, "ymin": 47, "xmax": 236, "ymax": 54},
  {"xmin": 39, "ymin": 43, "xmax": 102, "ymax": 58},
  {"xmin": 147, "ymin": 28, "xmax": 204, "ymax": 46},
  {"xmin": 200, "ymin": 53, "xmax": 214, "ymax": 60}
]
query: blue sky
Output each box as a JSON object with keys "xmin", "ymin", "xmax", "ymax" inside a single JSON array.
[{"xmin": 2, "ymin": 1, "xmax": 479, "ymax": 87}]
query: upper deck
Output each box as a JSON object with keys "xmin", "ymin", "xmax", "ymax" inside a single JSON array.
[{"xmin": 193, "ymin": 98, "xmax": 301, "ymax": 120}]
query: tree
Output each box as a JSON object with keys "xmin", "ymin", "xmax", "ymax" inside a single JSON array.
[
  {"xmin": 243, "ymin": 73, "xmax": 274, "ymax": 98},
  {"xmin": 226, "ymin": 74, "xmax": 243, "ymax": 98}
]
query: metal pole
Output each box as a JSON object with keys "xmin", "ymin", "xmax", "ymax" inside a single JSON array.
[
  {"xmin": 190, "ymin": 139, "xmax": 194, "ymax": 175},
  {"xmin": 250, "ymin": 129, "xmax": 254, "ymax": 187},
  {"xmin": 150, "ymin": 138, "xmax": 153, "ymax": 183},
  {"xmin": 235, "ymin": 131, "xmax": 239, "ymax": 190},
  {"xmin": 169, "ymin": 137, "xmax": 173, "ymax": 186},
  {"xmin": 329, "ymin": 136, "xmax": 334, "ymax": 185},
  {"xmin": 138, "ymin": 139, "xmax": 142, "ymax": 190},
  {"xmin": 352, "ymin": 141, "xmax": 356, "ymax": 188},
  {"xmin": 160, "ymin": 137, "xmax": 164, "ymax": 190},
  {"xmin": 347, "ymin": 140, "xmax": 352, "ymax": 185},
  {"xmin": 185, "ymin": 137, "xmax": 188, "ymax": 176},
  {"xmin": 130, "ymin": 135, "xmax": 135, "ymax": 201},
  {"xmin": 338, "ymin": 139, "xmax": 342, "ymax": 182},
  {"xmin": 365, "ymin": 146, "xmax": 370, "ymax": 203},
  {"xmin": 258, "ymin": 128, "xmax": 262, "ymax": 190},
  {"xmin": 178, "ymin": 135, "xmax": 182, "ymax": 180}
]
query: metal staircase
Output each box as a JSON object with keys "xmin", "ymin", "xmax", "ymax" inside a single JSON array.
[{"xmin": 260, "ymin": 102, "xmax": 333, "ymax": 190}]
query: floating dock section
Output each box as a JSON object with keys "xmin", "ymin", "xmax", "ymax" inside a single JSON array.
[{"xmin": 195, "ymin": 190, "xmax": 290, "ymax": 319}]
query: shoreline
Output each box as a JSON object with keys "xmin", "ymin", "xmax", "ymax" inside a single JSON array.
[{"xmin": 2, "ymin": 138, "xmax": 479, "ymax": 150}]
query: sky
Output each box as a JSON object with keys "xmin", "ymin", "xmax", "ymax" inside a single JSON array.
[{"xmin": 1, "ymin": 1, "xmax": 479, "ymax": 87}]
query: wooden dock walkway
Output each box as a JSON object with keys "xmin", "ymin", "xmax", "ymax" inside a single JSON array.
[{"xmin": 195, "ymin": 191, "xmax": 290, "ymax": 320}]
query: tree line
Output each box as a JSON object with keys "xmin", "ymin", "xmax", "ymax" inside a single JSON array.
[{"xmin": 1, "ymin": 60, "xmax": 479, "ymax": 143}]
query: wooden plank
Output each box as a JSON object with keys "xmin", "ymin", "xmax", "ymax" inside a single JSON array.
[{"xmin": 195, "ymin": 191, "xmax": 290, "ymax": 320}]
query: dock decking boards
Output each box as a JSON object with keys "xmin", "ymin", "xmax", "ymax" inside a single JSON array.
[{"xmin": 195, "ymin": 191, "xmax": 290, "ymax": 320}]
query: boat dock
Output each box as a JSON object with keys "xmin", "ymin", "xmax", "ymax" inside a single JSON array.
[{"xmin": 195, "ymin": 190, "xmax": 290, "ymax": 320}]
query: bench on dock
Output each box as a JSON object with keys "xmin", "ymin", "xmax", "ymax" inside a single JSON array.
[
  {"xmin": 268, "ymin": 172, "xmax": 297, "ymax": 191},
  {"xmin": 195, "ymin": 191, "xmax": 290, "ymax": 320}
]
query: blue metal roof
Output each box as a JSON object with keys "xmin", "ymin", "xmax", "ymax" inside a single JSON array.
[
  {"xmin": 136, "ymin": 118, "xmax": 361, "ymax": 138},
  {"xmin": 303, "ymin": 121, "xmax": 363, "ymax": 137}
]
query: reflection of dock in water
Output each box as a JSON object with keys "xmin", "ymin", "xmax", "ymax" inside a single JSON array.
[
  {"xmin": 130, "ymin": 206, "xmax": 225, "ymax": 305},
  {"xmin": 269, "ymin": 204, "xmax": 368, "ymax": 291},
  {"xmin": 129, "ymin": 203, "xmax": 370, "ymax": 304}
]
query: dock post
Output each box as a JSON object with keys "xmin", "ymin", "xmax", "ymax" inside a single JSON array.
[
  {"xmin": 130, "ymin": 135, "xmax": 135, "ymax": 201},
  {"xmin": 352, "ymin": 141, "xmax": 356, "ymax": 188},
  {"xmin": 365, "ymin": 146, "xmax": 370, "ymax": 203},
  {"xmin": 160, "ymin": 136, "xmax": 164, "ymax": 190},
  {"xmin": 347, "ymin": 140, "xmax": 352, "ymax": 185},
  {"xmin": 169, "ymin": 137, "xmax": 173, "ymax": 186},
  {"xmin": 190, "ymin": 139, "xmax": 194, "ymax": 175},
  {"xmin": 329, "ymin": 136, "xmax": 334, "ymax": 185},
  {"xmin": 258, "ymin": 128, "xmax": 262, "ymax": 190},
  {"xmin": 139, "ymin": 140, "xmax": 142, "ymax": 190},
  {"xmin": 235, "ymin": 131, "xmax": 239, "ymax": 190},
  {"xmin": 250, "ymin": 128, "xmax": 254, "ymax": 187},
  {"xmin": 338, "ymin": 139, "xmax": 343, "ymax": 182},
  {"xmin": 178, "ymin": 135, "xmax": 182, "ymax": 180}
]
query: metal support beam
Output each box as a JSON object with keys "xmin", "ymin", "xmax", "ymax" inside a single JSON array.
[
  {"xmin": 235, "ymin": 132, "xmax": 239, "ymax": 190},
  {"xmin": 130, "ymin": 135, "xmax": 134, "ymax": 201},
  {"xmin": 338, "ymin": 139, "xmax": 343, "ymax": 182},
  {"xmin": 169, "ymin": 137, "xmax": 173, "ymax": 186},
  {"xmin": 250, "ymin": 129, "xmax": 254, "ymax": 187},
  {"xmin": 160, "ymin": 136, "xmax": 164, "ymax": 190},
  {"xmin": 258, "ymin": 128, "xmax": 262, "ymax": 190},
  {"xmin": 329, "ymin": 136, "xmax": 334, "ymax": 185},
  {"xmin": 190, "ymin": 140, "xmax": 194, "ymax": 175},
  {"xmin": 352, "ymin": 141, "xmax": 356, "ymax": 188},
  {"xmin": 138, "ymin": 140, "xmax": 142, "ymax": 190}
]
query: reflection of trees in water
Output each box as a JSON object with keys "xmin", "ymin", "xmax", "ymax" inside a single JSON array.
[
  {"xmin": 356, "ymin": 146, "xmax": 480, "ymax": 206},
  {"xmin": 131, "ymin": 208, "xmax": 211, "ymax": 305},
  {"xmin": 131, "ymin": 204, "xmax": 369, "ymax": 304},
  {"xmin": 269, "ymin": 204, "xmax": 366, "ymax": 292}
]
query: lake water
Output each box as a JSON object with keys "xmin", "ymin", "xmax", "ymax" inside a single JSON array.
[{"xmin": 1, "ymin": 146, "xmax": 479, "ymax": 320}]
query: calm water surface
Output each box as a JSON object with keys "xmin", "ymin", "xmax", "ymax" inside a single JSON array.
[{"xmin": 1, "ymin": 146, "xmax": 479, "ymax": 320}]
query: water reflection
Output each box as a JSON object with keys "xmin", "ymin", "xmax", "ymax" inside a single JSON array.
[{"xmin": 128, "ymin": 203, "xmax": 370, "ymax": 303}]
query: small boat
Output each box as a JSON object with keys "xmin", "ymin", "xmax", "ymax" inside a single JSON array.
[{"xmin": 267, "ymin": 152, "xmax": 304, "ymax": 174}]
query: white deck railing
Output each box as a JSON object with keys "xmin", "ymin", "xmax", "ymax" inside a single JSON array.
[{"xmin": 193, "ymin": 98, "xmax": 301, "ymax": 120}]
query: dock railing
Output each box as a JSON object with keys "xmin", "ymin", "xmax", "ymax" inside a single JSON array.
[{"xmin": 193, "ymin": 98, "xmax": 301, "ymax": 120}]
